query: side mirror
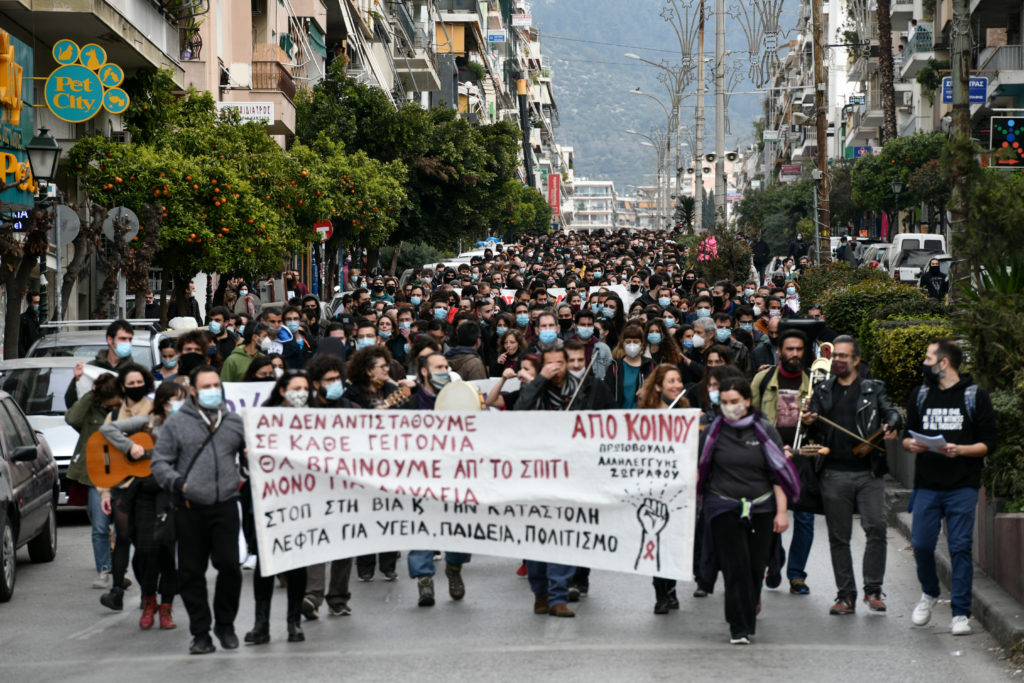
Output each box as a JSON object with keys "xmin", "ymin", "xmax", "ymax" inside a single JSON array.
[{"xmin": 11, "ymin": 445, "xmax": 37, "ymax": 462}]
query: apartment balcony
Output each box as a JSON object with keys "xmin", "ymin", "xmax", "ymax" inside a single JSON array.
[
  {"xmin": 891, "ymin": 0, "xmax": 915, "ymax": 24},
  {"xmin": 860, "ymin": 89, "xmax": 884, "ymax": 127},
  {"xmin": 791, "ymin": 127, "xmax": 818, "ymax": 162},
  {"xmin": 393, "ymin": 19, "xmax": 442, "ymax": 92},
  {"xmin": 221, "ymin": 45, "xmax": 296, "ymax": 135},
  {"xmin": 900, "ymin": 22, "xmax": 936, "ymax": 79},
  {"xmin": 0, "ymin": 0, "xmax": 183, "ymax": 81}
]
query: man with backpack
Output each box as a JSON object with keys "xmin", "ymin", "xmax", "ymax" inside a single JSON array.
[{"xmin": 903, "ymin": 339, "xmax": 998, "ymax": 635}]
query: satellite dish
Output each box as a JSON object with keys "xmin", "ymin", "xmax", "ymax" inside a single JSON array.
[
  {"xmin": 102, "ymin": 206, "xmax": 140, "ymax": 242},
  {"xmin": 48, "ymin": 205, "xmax": 80, "ymax": 245}
]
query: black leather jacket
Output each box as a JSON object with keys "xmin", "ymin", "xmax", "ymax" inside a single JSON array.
[{"xmin": 808, "ymin": 376, "xmax": 902, "ymax": 477}]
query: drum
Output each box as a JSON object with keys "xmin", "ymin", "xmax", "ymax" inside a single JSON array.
[{"xmin": 434, "ymin": 380, "xmax": 485, "ymax": 411}]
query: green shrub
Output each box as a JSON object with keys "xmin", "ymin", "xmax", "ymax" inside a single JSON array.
[
  {"xmin": 820, "ymin": 278, "xmax": 927, "ymax": 336},
  {"xmin": 956, "ymin": 291, "xmax": 1024, "ymax": 393},
  {"xmin": 797, "ymin": 261, "xmax": 888, "ymax": 313},
  {"xmin": 867, "ymin": 319, "xmax": 954, "ymax": 404},
  {"xmin": 982, "ymin": 390, "xmax": 1024, "ymax": 511},
  {"xmin": 686, "ymin": 229, "xmax": 753, "ymax": 284},
  {"xmin": 378, "ymin": 241, "xmax": 454, "ymax": 275}
]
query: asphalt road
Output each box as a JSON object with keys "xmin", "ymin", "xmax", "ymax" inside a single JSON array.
[{"xmin": 0, "ymin": 510, "xmax": 1015, "ymax": 682}]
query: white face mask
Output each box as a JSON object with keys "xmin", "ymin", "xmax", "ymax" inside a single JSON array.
[
  {"xmin": 752, "ymin": 305, "xmax": 762, "ymax": 318},
  {"xmin": 721, "ymin": 402, "xmax": 748, "ymax": 422},
  {"xmin": 273, "ymin": 367, "xmax": 284, "ymax": 379},
  {"xmin": 624, "ymin": 343, "xmax": 642, "ymax": 358},
  {"xmin": 692, "ymin": 334, "xmax": 705, "ymax": 349},
  {"xmin": 285, "ymin": 390, "xmax": 309, "ymax": 407},
  {"xmin": 569, "ymin": 368, "xmax": 586, "ymax": 379},
  {"xmin": 260, "ymin": 336, "xmax": 273, "ymax": 352}
]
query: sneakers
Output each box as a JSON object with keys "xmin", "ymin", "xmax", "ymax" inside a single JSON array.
[
  {"xmin": 93, "ymin": 571, "xmax": 112, "ymax": 590},
  {"xmin": 951, "ymin": 615, "xmax": 972, "ymax": 635},
  {"xmin": 829, "ymin": 596, "xmax": 856, "ymax": 615},
  {"xmin": 241, "ymin": 554, "xmax": 257, "ymax": 571},
  {"xmin": 567, "ymin": 586, "xmax": 581, "ymax": 603},
  {"xmin": 765, "ymin": 567, "xmax": 782, "ymax": 589},
  {"xmin": 417, "ymin": 577, "xmax": 435, "ymax": 607},
  {"xmin": 863, "ymin": 591, "xmax": 887, "ymax": 612},
  {"xmin": 445, "ymin": 564, "xmax": 465, "ymax": 601},
  {"xmin": 515, "ymin": 562, "xmax": 528, "ymax": 577},
  {"xmin": 730, "ymin": 635, "xmax": 751, "ymax": 645},
  {"xmin": 300, "ymin": 596, "xmax": 319, "ymax": 620},
  {"xmin": 189, "ymin": 633, "xmax": 216, "ymax": 655},
  {"xmin": 357, "ymin": 572, "xmax": 374, "ymax": 582},
  {"xmin": 912, "ymin": 593, "xmax": 938, "ymax": 626},
  {"xmin": 549, "ymin": 603, "xmax": 575, "ymax": 618},
  {"xmin": 533, "ymin": 595, "xmax": 549, "ymax": 615},
  {"xmin": 693, "ymin": 587, "xmax": 708, "ymax": 598},
  {"xmin": 327, "ymin": 602, "xmax": 351, "ymax": 617},
  {"xmin": 789, "ymin": 578, "xmax": 810, "ymax": 595},
  {"xmin": 383, "ymin": 571, "xmax": 398, "ymax": 582},
  {"xmin": 159, "ymin": 603, "xmax": 176, "ymax": 630}
]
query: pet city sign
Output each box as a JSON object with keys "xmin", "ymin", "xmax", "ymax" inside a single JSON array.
[{"xmin": 44, "ymin": 39, "xmax": 130, "ymax": 123}]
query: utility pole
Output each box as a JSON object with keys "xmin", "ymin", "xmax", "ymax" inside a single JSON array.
[
  {"xmin": 812, "ymin": 0, "xmax": 830, "ymax": 261},
  {"xmin": 695, "ymin": 0, "xmax": 705, "ymax": 233},
  {"xmin": 714, "ymin": 0, "xmax": 726, "ymax": 226}
]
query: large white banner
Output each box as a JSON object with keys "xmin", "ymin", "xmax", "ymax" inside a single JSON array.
[{"xmin": 244, "ymin": 408, "xmax": 701, "ymax": 579}]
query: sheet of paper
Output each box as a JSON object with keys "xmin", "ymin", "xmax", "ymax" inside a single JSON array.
[{"xmin": 908, "ymin": 430, "xmax": 948, "ymax": 451}]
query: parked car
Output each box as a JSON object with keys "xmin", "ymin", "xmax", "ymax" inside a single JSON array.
[
  {"xmin": 0, "ymin": 358, "xmax": 84, "ymax": 504},
  {"xmin": 0, "ymin": 389, "xmax": 59, "ymax": 602},
  {"xmin": 26, "ymin": 319, "xmax": 164, "ymax": 368},
  {"xmin": 887, "ymin": 233, "xmax": 949, "ymax": 282}
]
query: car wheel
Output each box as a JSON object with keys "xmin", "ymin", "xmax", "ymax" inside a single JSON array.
[
  {"xmin": 27, "ymin": 501, "xmax": 57, "ymax": 563},
  {"xmin": 0, "ymin": 514, "xmax": 15, "ymax": 602}
]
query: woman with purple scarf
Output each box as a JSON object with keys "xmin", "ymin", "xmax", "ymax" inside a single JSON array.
[{"xmin": 697, "ymin": 376, "xmax": 802, "ymax": 644}]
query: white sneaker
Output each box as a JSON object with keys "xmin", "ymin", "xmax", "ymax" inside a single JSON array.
[
  {"xmin": 241, "ymin": 554, "xmax": 257, "ymax": 571},
  {"xmin": 951, "ymin": 615, "xmax": 972, "ymax": 635},
  {"xmin": 911, "ymin": 593, "xmax": 938, "ymax": 626},
  {"xmin": 92, "ymin": 571, "xmax": 112, "ymax": 590},
  {"xmin": 729, "ymin": 636, "xmax": 751, "ymax": 645}
]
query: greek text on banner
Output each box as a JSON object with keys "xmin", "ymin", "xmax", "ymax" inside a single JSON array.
[{"xmin": 243, "ymin": 408, "xmax": 700, "ymax": 579}]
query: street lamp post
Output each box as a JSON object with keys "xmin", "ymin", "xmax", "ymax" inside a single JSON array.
[
  {"xmin": 891, "ymin": 178, "xmax": 903, "ymax": 235},
  {"xmin": 626, "ymin": 129, "xmax": 666, "ymax": 230},
  {"xmin": 26, "ymin": 128, "xmax": 64, "ymax": 322}
]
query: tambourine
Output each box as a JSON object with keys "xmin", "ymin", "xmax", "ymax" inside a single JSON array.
[{"xmin": 434, "ymin": 380, "xmax": 486, "ymax": 411}]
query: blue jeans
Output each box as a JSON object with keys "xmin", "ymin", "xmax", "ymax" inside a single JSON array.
[
  {"xmin": 526, "ymin": 560, "xmax": 575, "ymax": 606},
  {"xmin": 407, "ymin": 551, "xmax": 471, "ymax": 579},
  {"xmin": 786, "ymin": 511, "xmax": 815, "ymax": 580},
  {"xmin": 911, "ymin": 487, "xmax": 978, "ymax": 617},
  {"xmin": 87, "ymin": 487, "xmax": 111, "ymax": 574}
]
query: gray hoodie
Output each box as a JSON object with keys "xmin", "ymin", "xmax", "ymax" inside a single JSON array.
[{"xmin": 150, "ymin": 398, "xmax": 245, "ymax": 505}]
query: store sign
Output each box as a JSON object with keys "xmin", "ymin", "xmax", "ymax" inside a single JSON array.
[
  {"xmin": 548, "ymin": 173, "xmax": 561, "ymax": 215},
  {"xmin": 44, "ymin": 40, "xmax": 129, "ymax": 123},
  {"xmin": 0, "ymin": 30, "xmax": 37, "ymax": 208},
  {"xmin": 511, "ymin": 13, "xmax": 532, "ymax": 27},
  {"xmin": 487, "ymin": 30, "xmax": 507, "ymax": 43},
  {"xmin": 853, "ymin": 146, "xmax": 873, "ymax": 158},
  {"xmin": 989, "ymin": 116, "xmax": 1024, "ymax": 167},
  {"xmin": 217, "ymin": 101, "xmax": 274, "ymax": 125},
  {"xmin": 941, "ymin": 77, "xmax": 988, "ymax": 104}
]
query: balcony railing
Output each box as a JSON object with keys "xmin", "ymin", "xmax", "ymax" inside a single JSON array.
[
  {"xmin": 389, "ymin": 1, "xmax": 416, "ymax": 47},
  {"xmin": 252, "ymin": 60, "xmax": 296, "ymax": 100},
  {"xmin": 906, "ymin": 22, "xmax": 933, "ymax": 57},
  {"xmin": 978, "ymin": 44, "xmax": 1024, "ymax": 72}
]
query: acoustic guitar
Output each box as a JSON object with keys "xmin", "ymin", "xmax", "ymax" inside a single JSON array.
[{"xmin": 86, "ymin": 432, "xmax": 155, "ymax": 488}]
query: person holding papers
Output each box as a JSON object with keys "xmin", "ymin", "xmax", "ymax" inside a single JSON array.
[{"xmin": 903, "ymin": 339, "xmax": 998, "ymax": 636}]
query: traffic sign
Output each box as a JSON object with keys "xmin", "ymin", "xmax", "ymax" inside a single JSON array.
[{"xmin": 314, "ymin": 219, "xmax": 333, "ymax": 241}]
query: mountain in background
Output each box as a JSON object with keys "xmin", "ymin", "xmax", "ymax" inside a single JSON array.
[{"xmin": 531, "ymin": 0, "xmax": 796, "ymax": 193}]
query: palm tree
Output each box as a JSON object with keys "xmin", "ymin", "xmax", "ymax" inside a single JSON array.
[
  {"xmin": 877, "ymin": 0, "xmax": 898, "ymax": 142},
  {"xmin": 674, "ymin": 195, "xmax": 696, "ymax": 233}
]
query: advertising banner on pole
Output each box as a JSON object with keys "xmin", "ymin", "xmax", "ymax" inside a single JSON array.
[{"xmin": 244, "ymin": 408, "xmax": 701, "ymax": 579}]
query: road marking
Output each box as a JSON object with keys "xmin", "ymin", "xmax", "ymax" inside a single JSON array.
[{"xmin": 68, "ymin": 611, "xmax": 133, "ymax": 641}]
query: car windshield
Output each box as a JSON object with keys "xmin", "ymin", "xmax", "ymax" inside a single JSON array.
[
  {"xmin": 897, "ymin": 249, "xmax": 941, "ymax": 268},
  {"xmin": 31, "ymin": 343, "xmax": 151, "ymax": 366},
  {"xmin": 0, "ymin": 367, "xmax": 77, "ymax": 415}
]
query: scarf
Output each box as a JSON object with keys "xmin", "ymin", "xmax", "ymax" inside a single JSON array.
[
  {"xmin": 545, "ymin": 373, "xmax": 580, "ymax": 410},
  {"xmin": 697, "ymin": 413, "xmax": 801, "ymax": 503}
]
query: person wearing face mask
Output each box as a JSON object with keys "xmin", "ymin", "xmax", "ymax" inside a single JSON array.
[
  {"xmin": 918, "ymin": 258, "xmax": 950, "ymax": 302},
  {"xmin": 65, "ymin": 374, "xmax": 124, "ymax": 590},
  {"xmin": 97, "ymin": 381, "xmax": 186, "ymax": 627},
  {"xmin": 491, "ymin": 328, "xmax": 526, "ymax": 377},
  {"xmin": 569, "ymin": 310, "xmax": 613, "ymax": 381},
  {"xmin": 904, "ymin": 339, "xmax": 997, "ymax": 636},
  {"xmin": 242, "ymin": 355, "xmax": 277, "ymax": 382},
  {"xmin": 66, "ymin": 319, "xmax": 136, "ymax": 407},
  {"xmin": 801, "ymin": 336, "xmax": 901, "ymax": 617},
  {"xmin": 783, "ymin": 281, "xmax": 800, "ymax": 314},
  {"xmin": 207, "ymin": 306, "xmax": 239, "ymax": 362},
  {"xmin": 18, "ymin": 289, "xmax": 42, "ymax": 358},
  {"xmin": 281, "ymin": 306, "xmax": 315, "ymax": 370},
  {"xmin": 712, "ymin": 313, "xmax": 753, "ymax": 378},
  {"xmin": 787, "ymin": 232, "xmax": 808, "ymax": 260},
  {"xmin": 443, "ymin": 320, "xmax": 487, "ymax": 381},
  {"xmin": 636, "ymin": 365, "xmax": 691, "ymax": 614},
  {"xmin": 154, "ymin": 338, "xmax": 181, "ymax": 381},
  {"xmin": 151, "ymin": 365, "xmax": 247, "ymax": 655},
  {"xmin": 527, "ymin": 311, "xmax": 564, "ymax": 356},
  {"xmin": 697, "ymin": 375, "xmax": 800, "ymax": 644},
  {"xmin": 644, "ymin": 319, "xmax": 682, "ymax": 367},
  {"xmin": 232, "ymin": 281, "xmax": 259, "ymax": 318},
  {"xmin": 221, "ymin": 322, "xmax": 270, "ymax": 382},
  {"xmin": 236, "ymin": 371, "xmax": 313, "ymax": 645},
  {"xmin": 604, "ymin": 325, "xmax": 655, "ymax": 409}
]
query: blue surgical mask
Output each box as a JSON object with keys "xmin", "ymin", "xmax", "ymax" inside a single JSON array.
[
  {"xmin": 739, "ymin": 322, "xmax": 754, "ymax": 332},
  {"xmin": 576, "ymin": 326, "xmax": 594, "ymax": 340},
  {"xmin": 355, "ymin": 337, "xmax": 375, "ymax": 351},
  {"xmin": 683, "ymin": 339, "xmax": 694, "ymax": 350},
  {"xmin": 324, "ymin": 381, "xmax": 345, "ymax": 400},
  {"xmin": 516, "ymin": 313, "xmax": 529, "ymax": 327},
  {"xmin": 539, "ymin": 329, "xmax": 558, "ymax": 345},
  {"xmin": 647, "ymin": 332, "xmax": 662, "ymax": 346},
  {"xmin": 709, "ymin": 389, "xmax": 720, "ymax": 406},
  {"xmin": 399, "ymin": 321, "xmax": 411, "ymax": 331},
  {"xmin": 715, "ymin": 328, "xmax": 732, "ymax": 343},
  {"xmin": 163, "ymin": 357, "xmax": 178, "ymax": 368},
  {"xmin": 32, "ymin": 304, "xmax": 39, "ymax": 312},
  {"xmin": 197, "ymin": 388, "xmax": 223, "ymax": 409},
  {"xmin": 658, "ymin": 297, "xmax": 671, "ymax": 308},
  {"xmin": 496, "ymin": 326, "xmax": 509, "ymax": 336},
  {"xmin": 786, "ymin": 286, "xmax": 797, "ymax": 296},
  {"xmin": 115, "ymin": 341, "xmax": 132, "ymax": 359},
  {"xmin": 664, "ymin": 318, "xmax": 676, "ymax": 329},
  {"xmin": 285, "ymin": 320, "xmax": 300, "ymax": 334},
  {"xmin": 409, "ymin": 296, "xmax": 422, "ymax": 306},
  {"xmin": 379, "ymin": 330, "xmax": 392, "ymax": 340},
  {"xmin": 169, "ymin": 399, "xmax": 184, "ymax": 413},
  {"xmin": 593, "ymin": 271, "xmax": 602, "ymax": 278},
  {"xmin": 591, "ymin": 303, "xmax": 603, "ymax": 314},
  {"xmin": 434, "ymin": 308, "xmax": 448, "ymax": 320},
  {"xmin": 239, "ymin": 290, "xmax": 248, "ymax": 297},
  {"xmin": 601, "ymin": 308, "xmax": 614, "ymax": 319},
  {"xmin": 744, "ymin": 288, "xmax": 755, "ymax": 298},
  {"xmin": 209, "ymin": 321, "xmax": 222, "ymax": 335},
  {"xmin": 696, "ymin": 308, "xmax": 711, "ymax": 318}
]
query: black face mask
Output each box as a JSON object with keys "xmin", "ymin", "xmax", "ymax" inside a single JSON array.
[
  {"xmin": 629, "ymin": 284, "xmax": 641, "ymax": 293},
  {"xmin": 921, "ymin": 361, "xmax": 941, "ymax": 387},
  {"xmin": 124, "ymin": 385, "xmax": 149, "ymax": 402},
  {"xmin": 177, "ymin": 352, "xmax": 205, "ymax": 376},
  {"xmin": 928, "ymin": 266, "xmax": 941, "ymax": 276},
  {"xmin": 558, "ymin": 318, "xmax": 574, "ymax": 332}
]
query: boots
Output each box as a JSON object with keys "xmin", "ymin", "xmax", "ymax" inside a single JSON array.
[
  {"xmin": 245, "ymin": 599, "xmax": 271, "ymax": 645},
  {"xmin": 100, "ymin": 586, "xmax": 125, "ymax": 611},
  {"xmin": 286, "ymin": 593, "xmax": 305, "ymax": 642},
  {"xmin": 139, "ymin": 595, "xmax": 158, "ymax": 629},
  {"xmin": 159, "ymin": 603, "xmax": 176, "ymax": 629},
  {"xmin": 653, "ymin": 582, "xmax": 671, "ymax": 615}
]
